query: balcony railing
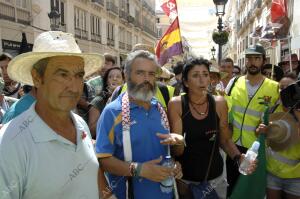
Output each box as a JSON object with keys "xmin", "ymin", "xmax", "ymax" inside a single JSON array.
[
  {"xmin": 75, "ymin": 28, "xmax": 88, "ymax": 40},
  {"xmin": 127, "ymin": 15, "xmax": 134, "ymax": 23},
  {"xmin": 91, "ymin": 0, "xmax": 104, "ymax": 7},
  {"xmin": 0, "ymin": 2, "xmax": 30, "ymax": 25},
  {"xmin": 142, "ymin": 0, "xmax": 155, "ymax": 15},
  {"xmin": 126, "ymin": 44, "xmax": 132, "ymax": 51},
  {"xmin": 107, "ymin": 38, "xmax": 115, "ymax": 47},
  {"xmin": 142, "ymin": 25, "xmax": 157, "ymax": 37},
  {"xmin": 106, "ymin": 1, "xmax": 119, "ymax": 16},
  {"xmin": 134, "ymin": 20, "xmax": 141, "ymax": 28},
  {"xmin": 119, "ymin": 41, "xmax": 125, "ymax": 49},
  {"xmin": 119, "ymin": 10, "xmax": 127, "ymax": 21},
  {"xmin": 91, "ymin": 33, "xmax": 102, "ymax": 43},
  {"xmin": 58, "ymin": 24, "xmax": 66, "ymax": 32}
]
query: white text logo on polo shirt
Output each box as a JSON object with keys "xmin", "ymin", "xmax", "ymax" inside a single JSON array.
[{"xmin": 11, "ymin": 115, "xmax": 36, "ymax": 140}]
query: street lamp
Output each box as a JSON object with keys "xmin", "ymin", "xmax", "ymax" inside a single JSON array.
[
  {"xmin": 213, "ymin": 0, "xmax": 228, "ymax": 16},
  {"xmin": 213, "ymin": 0, "xmax": 228, "ymax": 64},
  {"xmin": 211, "ymin": 46, "xmax": 216, "ymax": 60},
  {"xmin": 48, "ymin": 9, "xmax": 61, "ymax": 31}
]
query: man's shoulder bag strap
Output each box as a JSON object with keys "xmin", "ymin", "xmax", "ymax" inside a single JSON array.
[
  {"xmin": 158, "ymin": 84, "xmax": 170, "ymax": 105},
  {"xmin": 227, "ymin": 76, "xmax": 241, "ymax": 96}
]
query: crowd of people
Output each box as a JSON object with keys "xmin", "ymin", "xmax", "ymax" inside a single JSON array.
[{"xmin": 0, "ymin": 30, "xmax": 299, "ymax": 199}]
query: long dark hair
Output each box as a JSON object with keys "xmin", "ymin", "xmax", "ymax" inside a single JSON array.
[
  {"xmin": 101, "ymin": 67, "xmax": 124, "ymax": 97},
  {"xmin": 182, "ymin": 58, "xmax": 210, "ymax": 93}
]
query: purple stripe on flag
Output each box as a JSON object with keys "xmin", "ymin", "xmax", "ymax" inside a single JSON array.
[{"xmin": 158, "ymin": 42, "xmax": 183, "ymax": 66}]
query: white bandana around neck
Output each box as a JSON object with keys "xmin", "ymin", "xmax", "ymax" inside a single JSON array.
[{"xmin": 121, "ymin": 92, "xmax": 170, "ymax": 162}]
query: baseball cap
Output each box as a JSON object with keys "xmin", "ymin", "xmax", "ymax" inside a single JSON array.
[{"xmin": 245, "ymin": 44, "xmax": 266, "ymax": 56}]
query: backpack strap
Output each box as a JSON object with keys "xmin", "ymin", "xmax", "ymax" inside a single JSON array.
[
  {"xmin": 226, "ymin": 76, "xmax": 240, "ymax": 96},
  {"xmin": 110, "ymin": 85, "xmax": 123, "ymax": 101},
  {"xmin": 158, "ymin": 83, "xmax": 170, "ymax": 105}
]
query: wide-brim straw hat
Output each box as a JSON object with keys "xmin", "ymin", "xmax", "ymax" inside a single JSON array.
[
  {"xmin": 160, "ymin": 66, "xmax": 175, "ymax": 79},
  {"xmin": 7, "ymin": 31, "xmax": 104, "ymax": 86},
  {"xmin": 266, "ymin": 112, "xmax": 300, "ymax": 151},
  {"xmin": 132, "ymin": 43, "xmax": 155, "ymax": 54},
  {"xmin": 209, "ymin": 60, "xmax": 228, "ymax": 80}
]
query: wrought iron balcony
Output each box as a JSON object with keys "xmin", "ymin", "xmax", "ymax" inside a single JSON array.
[
  {"xmin": 119, "ymin": 10, "xmax": 127, "ymax": 21},
  {"xmin": 119, "ymin": 41, "xmax": 125, "ymax": 49},
  {"xmin": 75, "ymin": 28, "xmax": 88, "ymax": 40},
  {"xmin": 127, "ymin": 15, "xmax": 134, "ymax": 23},
  {"xmin": 134, "ymin": 20, "xmax": 141, "ymax": 28},
  {"xmin": 91, "ymin": 33, "xmax": 102, "ymax": 43},
  {"xmin": 126, "ymin": 44, "xmax": 132, "ymax": 51},
  {"xmin": 107, "ymin": 38, "xmax": 115, "ymax": 47},
  {"xmin": 106, "ymin": 1, "xmax": 119, "ymax": 16},
  {"xmin": 142, "ymin": 25, "xmax": 157, "ymax": 37},
  {"xmin": 91, "ymin": 0, "xmax": 104, "ymax": 7}
]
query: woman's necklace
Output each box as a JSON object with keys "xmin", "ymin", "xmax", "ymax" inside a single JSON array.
[
  {"xmin": 190, "ymin": 101, "xmax": 209, "ymax": 116},
  {"xmin": 190, "ymin": 99, "xmax": 207, "ymax": 106}
]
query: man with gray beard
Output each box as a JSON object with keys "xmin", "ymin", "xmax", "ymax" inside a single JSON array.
[{"xmin": 95, "ymin": 50, "xmax": 183, "ymax": 199}]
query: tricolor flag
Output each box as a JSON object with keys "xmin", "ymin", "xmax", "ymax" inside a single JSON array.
[
  {"xmin": 160, "ymin": 0, "xmax": 178, "ymax": 20},
  {"xmin": 156, "ymin": 17, "xmax": 183, "ymax": 66}
]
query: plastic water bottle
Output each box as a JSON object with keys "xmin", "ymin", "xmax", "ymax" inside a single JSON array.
[
  {"xmin": 160, "ymin": 155, "xmax": 174, "ymax": 193},
  {"xmin": 239, "ymin": 141, "xmax": 260, "ymax": 175}
]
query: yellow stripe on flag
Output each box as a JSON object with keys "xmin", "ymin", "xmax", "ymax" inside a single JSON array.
[{"xmin": 160, "ymin": 29, "xmax": 181, "ymax": 49}]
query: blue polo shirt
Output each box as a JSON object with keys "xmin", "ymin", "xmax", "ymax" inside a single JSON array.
[
  {"xmin": 96, "ymin": 93, "xmax": 172, "ymax": 199},
  {"xmin": 2, "ymin": 93, "xmax": 36, "ymax": 124}
]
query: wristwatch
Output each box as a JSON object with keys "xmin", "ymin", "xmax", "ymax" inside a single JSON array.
[{"xmin": 129, "ymin": 162, "xmax": 142, "ymax": 177}]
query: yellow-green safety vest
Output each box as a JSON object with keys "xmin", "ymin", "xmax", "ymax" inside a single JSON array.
[
  {"xmin": 267, "ymin": 142, "xmax": 300, "ymax": 178},
  {"xmin": 228, "ymin": 76, "xmax": 280, "ymax": 148}
]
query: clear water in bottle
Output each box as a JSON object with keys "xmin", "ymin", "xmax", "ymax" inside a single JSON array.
[
  {"xmin": 160, "ymin": 155, "xmax": 174, "ymax": 193},
  {"xmin": 239, "ymin": 141, "xmax": 260, "ymax": 175}
]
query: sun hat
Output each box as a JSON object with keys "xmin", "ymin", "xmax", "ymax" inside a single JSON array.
[
  {"xmin": 209, "ymin": 59, "xmax": 228, "ymax": 79},
  {"xmin": 265, "ymin": 112, "xmax": 300, "ymax": 151},
  {"xmin": 132, "ymin": 43, "xmax": 155, "ymax": 54},
  {"xmin": 159, "ymin": 66, "xmax": 175, "ymax": 79},
  {"xmin": 7, "ymin": 31, "xmax": 104, "ymax": 86}
]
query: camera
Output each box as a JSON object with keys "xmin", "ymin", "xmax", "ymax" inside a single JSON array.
[{"xmin": 280, "ymin": 80, "xmax": 300, "ymax": 109}]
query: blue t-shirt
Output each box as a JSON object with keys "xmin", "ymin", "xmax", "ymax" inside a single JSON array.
[
  {"xmin": 2, "ymin": 93, "xmax": 36, "ymax": 124},
  {"xmin": 96, "ymin": 93, "xmax": 172, "ymax": 199}
]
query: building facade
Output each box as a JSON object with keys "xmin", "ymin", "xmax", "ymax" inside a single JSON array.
[
  {"xmin": 0, "ymin": 0, "xmax": 158, "ymax": 66},
  {"xmin": 230, "ymin": 0, "xmax": 296, "ymax": 69}
]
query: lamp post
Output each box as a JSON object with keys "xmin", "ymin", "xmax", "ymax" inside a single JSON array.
[
  {"xmin": 211, "ymin": 46, "xmax": 216, "ymax": 60},
  {"xmin": 213, "ymin": 0, "xmax": 228, "ymax": 64},
  {"xmin": 48, "ymin": 9, "xmax": 61, "ymax": 31}
]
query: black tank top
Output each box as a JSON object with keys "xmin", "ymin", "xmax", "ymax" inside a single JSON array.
[{"xmin": 177, "ymin": 94, "xmax": 223, "ymax": 182}]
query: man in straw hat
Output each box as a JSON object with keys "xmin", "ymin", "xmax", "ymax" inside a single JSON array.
[
  {"xmin": 256, "ymin": 80, "xmax": 300, "ymax": 199},
  {"xmin": 0, "ymin": 31, "xmax": 104, "ymax": 199},
  {"xmin": 209, "ymin": 59, "xmax": 228, "ymax": 96}
]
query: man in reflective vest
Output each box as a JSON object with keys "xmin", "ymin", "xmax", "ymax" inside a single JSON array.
[{"xmin": 225, "ymin": 44, "xmax": 280, "ymax": 196}]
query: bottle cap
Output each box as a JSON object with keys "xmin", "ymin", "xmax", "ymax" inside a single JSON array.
[{"xmin": 251, "ymin": 141, "xmax": 260, "ymax": 151}]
